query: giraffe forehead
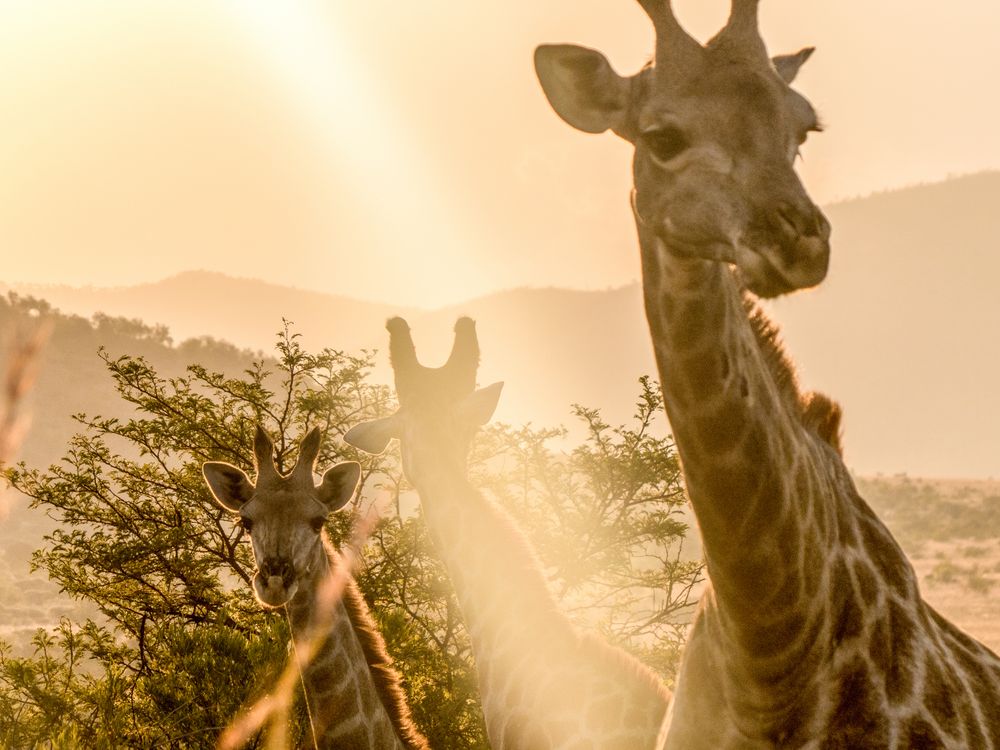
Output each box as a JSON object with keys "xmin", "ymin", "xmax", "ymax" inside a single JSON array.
[
  {"xmin": 397, "ymin": 394, "xmax": 471, "ymax": 433},
  {"xmin": 638, "ymin": 65, "xmax": 795, "ymax": 133},
  {"xmin": 399, "ymin": 370, "xmax": 473, "ymax": 408},
  {"xmin": 244, "ymin": 487, "xmax": 324, "ymax": 521},
  {"xmin": 399, "ymin": 404, "xmax": 476, "ymax": 446}
]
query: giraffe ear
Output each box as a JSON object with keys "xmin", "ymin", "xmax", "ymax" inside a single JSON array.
[
  {"xmin": 772, "ymin": 47, "xmax": 815, "ymax": 84},
  {"xmin": 458, "ymin": 382, "xmax": 504, "ymax": 427},
  {"xmin": 203, "ymin": 462, "xmax": 254, "ymax": 512},
  {"xmin": 317, "ymin": 461, "xmax": 361, "ymax": 512},
  {"xmin": 343, "ymin": 416, "xmax": 400, "ymax": 456},
  {"xmin": 534, "ymin": 44, "xmax": 631, "ymax": 135}
]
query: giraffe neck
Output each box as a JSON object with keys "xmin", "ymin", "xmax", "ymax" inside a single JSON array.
[
  {"xmin": 636, "ymin": 226, "xmax": 843, "ymax": 690},
  {"xmin": 638, "ymin": 226, "xmax": 1000, "ymax": 747},
  {"xmin": 285, "ymin": 537, "xmax": 425, "ymax": 750},
  {"xmin": 409, "ymin": 465, "xmax": 568, "ymax": 651},
  {"xmin": 407, "ymin": 457, "xmax": 669, "ymax": 749}
]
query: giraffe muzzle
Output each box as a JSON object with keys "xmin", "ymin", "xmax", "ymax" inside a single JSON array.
[
  {"xmin": 737, "ymin": 206, "xmax": 831, "ymax": 297},
  {"xmin": 750, "ymin": 204, "xmax": 831, "ymax": 293},
  {"xmin": 254, "ymin": 558, "xmax": 298, "ymax": 607},
  {"xmin": 769, "ymin": 234, "xmax": 830, "ymax": 290}
]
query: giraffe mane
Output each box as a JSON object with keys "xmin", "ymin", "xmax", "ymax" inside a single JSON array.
[
  {"xmin": 801, "ymin": 391, "xmax": 843, "ymax": 456},
  {"xmin": 741, "ymin": 293, "xmax": 844, "ymax": 457},
  {"xmin": 578, "ymin": 630, "xmax": 674, "ymax": 703},
  {"xmin": 478, "ymin": 490, "xmax": 673, "ymax": 703},
  {"xmin": 328, "ymin": 540, "xmax": 431, "ymax": 750}
]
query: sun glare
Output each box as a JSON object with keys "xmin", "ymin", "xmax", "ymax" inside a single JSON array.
[{"xmin": 220, "ymin": 0, "xmax": 488, "ymax": 307}]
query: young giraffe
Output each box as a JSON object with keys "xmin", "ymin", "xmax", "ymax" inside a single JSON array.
[
  {"xmin": 202, "ymin": 426, "xmax": 429, "ymax": 750},
  {"xmin": 535, "ymin": 1, "xmax": 1000, "ymax": 747},
  {"xmin": 344, "ymin": 317, "xmax": 670, "ymax": 750}
]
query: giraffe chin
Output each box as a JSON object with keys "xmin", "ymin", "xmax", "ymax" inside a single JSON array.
[
  {"xmin": 734, "ymin": 239, "xmax": 829, "ymax": 299},
  {"xmin": 737, "ymin": 260, "xmax": 797, "ymax": 299},
  {"xmin": 651, "ymin": 232, "xmax": 811, "ymax": 299},
  {"xmin": 253, "ymin": 573, "xmax": 298, "ymax": 609}
]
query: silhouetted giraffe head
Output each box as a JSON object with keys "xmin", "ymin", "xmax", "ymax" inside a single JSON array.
[{"xmin": 343, "ymin": 317, "xmax": 502, "ymax": 484}]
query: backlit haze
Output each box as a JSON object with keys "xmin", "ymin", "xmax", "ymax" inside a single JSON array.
[{"xmin": 1, "ymin": 0, "xmax": 997, "ymax": 306}]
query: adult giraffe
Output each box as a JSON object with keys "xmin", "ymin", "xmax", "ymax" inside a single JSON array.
[
  {"xmin": 203, "ymin": 426, "xmax": 429, "ymax": 750},
  {"xmin": 345, "ymin": 317, "xmax": 670, "ymax": 750},
  {"xmin": 534, "ymin": 1, "xmax": 1000, "ymax": 747}
]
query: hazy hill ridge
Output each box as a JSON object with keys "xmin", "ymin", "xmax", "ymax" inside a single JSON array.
[{"xmin": 3, "ymin": 172, "xmax": 999, "ymax": 477}]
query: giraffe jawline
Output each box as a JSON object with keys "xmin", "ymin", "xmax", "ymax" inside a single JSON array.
[
  {"xmin": 734, "ymin": 231, "xmax": 831, "ymax": 297},
  {"xmin": 736, "ymin": 257, "xmax": 798, "ymax": 298},
  {"xmin": 651, "ymin": 230, "xmax": 815, "ymax": 299},
  {"xmin": 732, "ymin": 239, "xmax": 818, "ymax": 299},
  {"xmin": 652, "ymin": 232, "xmax": 794, "ymax": 297}
]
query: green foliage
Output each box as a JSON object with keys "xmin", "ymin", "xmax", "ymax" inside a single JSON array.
[
  {"xmin": 0, "ymin": 293, "xmax": 256, "ymax": 473},
  {"xmin": 359, "ymin": 514, "xmax": 485, "ymax": 747},
  {"xmin": 1, "ymin": 326, "xmax": 697, "ymax": 748},
  {"xmin": 472, "ymin": 376, "xmax": 699, "ymax": 677},
  {"xmin": 0, "ymin": 620, "xmax": 125, "ymax": 749}
]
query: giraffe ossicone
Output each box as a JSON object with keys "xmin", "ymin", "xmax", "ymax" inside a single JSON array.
[
  {"xmin": 536, "ymin": 0, "xmax": 1000, "ymax": 747},
  {"xmin": 203, "ymin": 425, "xmax": 429, "ymax": 750}
]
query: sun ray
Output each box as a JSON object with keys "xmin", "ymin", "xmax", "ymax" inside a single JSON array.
[{"xmin": 220, "ymin": 0, "xmax": 489, "ymax": 306}]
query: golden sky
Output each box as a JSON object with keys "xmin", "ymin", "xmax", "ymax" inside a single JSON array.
[{"xmin": 1, "ymin": 0, "xmax": 997, "ymax": 306}]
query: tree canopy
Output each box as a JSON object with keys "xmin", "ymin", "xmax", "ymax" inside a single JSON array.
[{"xmin": 1, "ymin": 325, "xmax": 700, "ymax": 749}]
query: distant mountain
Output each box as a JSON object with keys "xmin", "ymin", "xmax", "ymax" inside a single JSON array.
[
  {"xmin": 765, "ymin": 172, "xmax": 1000, "ymax": 478},
  {"xmin": 0, "ymin": 297, "xmax": 258, "ymax": 476},
  {"xmin": 4, "ymin": 172, "xmax": 999, "ymax": 477},
  {"xmin": 3, "ymin": 271, "xmax": 414, "ymax": 356},
  {"xmin": 0, "ymin": 299, "xmax": 261, "ymax": 647}
]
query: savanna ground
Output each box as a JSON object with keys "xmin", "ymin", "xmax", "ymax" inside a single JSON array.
[{"xmin": 860, "ymin": 476, "xmax": 1000, "ymax": 652}]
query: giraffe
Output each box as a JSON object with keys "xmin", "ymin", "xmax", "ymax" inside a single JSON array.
[
  {"xmin": 534, "ymin": 1, "xmax": 1000, "ymax": 747},
  {"xmin": 202, "ymin": 425, "xmax": 429, "ymax": 750},
  {"xmin": 344, "ymin": 316, "xmax": 671, "ymax": 750}
]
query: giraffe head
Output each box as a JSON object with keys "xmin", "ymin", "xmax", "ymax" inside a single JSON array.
[
  {"xmin": 342, "ymin": 317, "xmax": 502, "ymax": 483},
  {"xmin": 534, "ymin": 0, "xmax": 830, "ymax": 298},
  {"xmin": 202, "ymin": 426, "xmax": 361, "ymax": 608}
]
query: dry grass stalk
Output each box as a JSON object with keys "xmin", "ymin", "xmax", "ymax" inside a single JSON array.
[{"xmin": 0, "ymin": 317, "xmax": 50, "ymax": 466}]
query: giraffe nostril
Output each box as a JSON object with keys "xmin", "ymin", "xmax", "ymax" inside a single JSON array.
[
  {"xmin": 813, "ymin": 209, "xmax": 831, "ymax": 240},
  {"xmin": 775, "ymin": 202, "xmax": 829, "ymax": 242},
  {"xmin": 776, "ymin": 205, "xmax": 797, "ymax": 234},
  {"xmin": 261, "ymin": 559, "xmax": 294, "ymax": 587}
]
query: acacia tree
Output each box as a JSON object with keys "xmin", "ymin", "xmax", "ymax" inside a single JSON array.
[
  {"xmin": 472, "ymin": 377, "xmax": 701, "ymax": 677},
  {"xmin": 1, "ymin": 327, "xmax": 700, "ymax": 749}
]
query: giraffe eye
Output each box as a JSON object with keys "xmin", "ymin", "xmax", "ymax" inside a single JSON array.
[
  {"xmin": 239, "ymin": 517, "xmax": 254, "ymax": 533},
  {"xmin": 310, "ymin": 517, "xmax": 326, "ymax": 533},
  {"xmin": 642, "ymin": 125, "xmax": 689, "ymax": 164}
]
